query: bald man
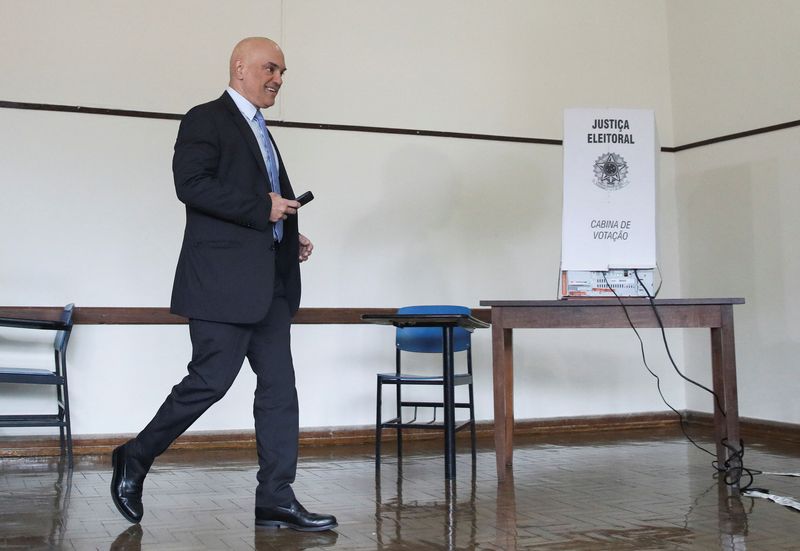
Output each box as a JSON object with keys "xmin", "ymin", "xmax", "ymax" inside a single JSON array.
[{"xmin": 110, "ymin": 37, "xmax": 336, "ymax": 532}]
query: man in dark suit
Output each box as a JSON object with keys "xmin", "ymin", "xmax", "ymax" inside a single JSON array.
[{"xmin": 110, "ymin": 37, "xmax": 337, "ymax": 532}]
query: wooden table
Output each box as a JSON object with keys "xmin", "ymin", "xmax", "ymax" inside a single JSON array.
[{"xmin": 479, "ymin": 298, "xmax": 745, "ymax": 487}]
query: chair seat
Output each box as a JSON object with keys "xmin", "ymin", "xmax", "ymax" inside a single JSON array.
[{"xmin": 377, "ymin": 372, "xmax": 472, "ymax": 385}]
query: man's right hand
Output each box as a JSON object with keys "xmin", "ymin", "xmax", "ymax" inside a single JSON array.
[{"xmin": 269, "ymin": 192, "xmax": 300, "ymax": 222}]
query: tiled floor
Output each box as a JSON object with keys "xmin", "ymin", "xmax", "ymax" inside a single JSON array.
[{"xmin": 1, "ymin": 428, "xmax": 799, "ymax": 550}]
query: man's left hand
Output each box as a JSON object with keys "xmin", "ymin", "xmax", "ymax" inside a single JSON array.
[{"xmin": 299, "ymin": 233, "xmax": 314, "ymax": 262}]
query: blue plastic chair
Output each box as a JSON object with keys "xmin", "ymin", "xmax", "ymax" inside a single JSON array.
[
  {"xmin": 376, "ymin": 305, "xmax": 477, "ymax": 466},
  {"xmin": 0, "ymin": 304, "xmax": 75, "ymax": 467}
]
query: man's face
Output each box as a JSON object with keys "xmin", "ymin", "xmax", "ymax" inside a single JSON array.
[{"xmin": 236, "ymin": 42, "xmax": 286, "ymax": 109}]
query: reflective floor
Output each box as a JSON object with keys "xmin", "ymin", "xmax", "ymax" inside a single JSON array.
[{"xmin": 1, "ymin": 428, "xmax": 799, "ymax": 550}]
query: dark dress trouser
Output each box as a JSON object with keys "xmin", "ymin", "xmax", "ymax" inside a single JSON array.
[{"xmin": 132, "ymin": 278, "xmax": 298, "ymax": 508}]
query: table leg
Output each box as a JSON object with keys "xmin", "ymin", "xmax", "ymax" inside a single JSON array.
[
  {"xmin": 443, "ymin": 326, "xmax": 456, "ymax": 480},
  {"xmin": 710, "ymin": 305, "xmax": 741, "ymax": 490},
  {"xmin": 492, "ymin": 314, "xmax": 513, "ymax": 480}
]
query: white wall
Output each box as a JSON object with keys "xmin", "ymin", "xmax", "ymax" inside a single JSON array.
[
  {"xmin": 1, "ymin": 0, "xmax": 705, "ymax": 437},
  {"xmin": 666, "ymin": 0, "xmax": 800, "ymax": 423},
  {"xmin": 673, "ymin": 131, "xmax": 800, "ymax": 423},
  {"xmin": 666, "ymin": 0, "xmax": 800, "ymax": 145},
  {"xmin": 281, "ymin": 0, "xmax": 675, "ymax": 140}
]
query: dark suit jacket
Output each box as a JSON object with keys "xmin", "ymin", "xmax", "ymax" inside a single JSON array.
[{"xmin": 170, "ymin": 92, "xmax": 301, "ymax": 323}]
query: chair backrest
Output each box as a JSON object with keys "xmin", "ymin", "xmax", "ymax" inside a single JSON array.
[
  {"xmin": 54, "ymin": 304, "xmax": 75, "ymax": 353},
  {"xmin": 395, "ymin": 305, "xmax": 471, "ymax": 353}
]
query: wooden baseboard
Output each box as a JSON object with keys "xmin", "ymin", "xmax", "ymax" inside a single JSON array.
[
  {"xmin": 2, "ymin": 411, "xmax": 797, "ymax": 459},
  {"xmin": 683, "ymin": 411, "xmax": 800, "ymax": 443}
]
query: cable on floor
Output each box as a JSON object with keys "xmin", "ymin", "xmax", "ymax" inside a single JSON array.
[{"xmin": 605, "ymin": 271, "xmax": 760, "ymax": 490}]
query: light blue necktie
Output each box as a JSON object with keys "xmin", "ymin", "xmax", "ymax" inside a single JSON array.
[{"xmin": 254, "ymin": 110, "xmax": 283, "ymax": 242}]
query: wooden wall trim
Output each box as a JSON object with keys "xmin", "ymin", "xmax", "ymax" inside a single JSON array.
[
  {"xmin": 0, "ymin": 100, "xmax": 182, "ymax": 121},
  {"xmin": 6, "ymin": 410, "xmax": 796, "ymax": 459},
  {"xmin": 685, "ymin": 411, "xmax": 800, "ymax": 443},
  {"xmin": 0, "ymin": 306, "xmax": 492, "ymax": 325},
  {"xmin": 272, "ymin": 120, "xmax": 562, "ymax": 146},
  {"xmin": 3, "ymin": 100, "xmax": 798, "ymax": 153},
  {"xmin": 663, "ymin": 119, "xmax": 800, "ymax": 152}
]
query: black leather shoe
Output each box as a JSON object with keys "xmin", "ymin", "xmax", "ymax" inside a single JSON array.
[
  {"xmin": 110, "ymin": 442, "xmax": 149, "ymax": 523},
  {"xmin": 255, "ymin": 499, "xmax": 337, "ymax": 532}
]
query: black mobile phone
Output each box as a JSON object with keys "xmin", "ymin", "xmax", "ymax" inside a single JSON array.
[{"xmin": 296, "ymin": 191, "xmax": 314, "ymax": 206}]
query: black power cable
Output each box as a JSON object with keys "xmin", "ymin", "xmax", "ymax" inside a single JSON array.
[
  {"xmin": 601, "ymin": 273, "xmax": 715, "ymax": 459},
  {"xmin": 632, "ymin": 270, "xmax": 726, "ymax": 416},
  {"xmin": 604, "ymin": 270, "xmax": 754, "ymax": 490},
  {"xmin": 631, "ymin": 270, "xmax": 755, "ymax": 488}
]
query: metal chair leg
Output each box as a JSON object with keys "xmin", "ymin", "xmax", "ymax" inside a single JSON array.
[
  {"xmin": 62, "ymin": 365, "xmax": 73, "ymax": 469},
  {"xmin": 468, "ymin": 347, "xmax": 476, "ymax": 460},
  {"xmin": 376, "ymin": 377, "xmax": 383, "ymax": 467},
  {"xmin": 395, "ymin": 348, "xmax": 403, "ymax": 459}
]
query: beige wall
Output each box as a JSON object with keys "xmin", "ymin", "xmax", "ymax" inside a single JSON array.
[
  {"xmin": 0, "ymin": 0, "xmax": 283, "ymax": 115},
  {"xmin": 666, "ymin": 0, "xmax": 800, "ymax": 144},
  {"xmin": 281, "ymin": 0, "xmax": 675, "ymax": 141},
  {"xmin": 4, "ymin": 0, "xmax": 795, "ymax": 435},
  {"xmin": 666, "ymin": 1, "xmax": 800, "ymax": 423},
  {"xmin": 674, "ymin": 131, "xmax": 800, "ymax": 423}
]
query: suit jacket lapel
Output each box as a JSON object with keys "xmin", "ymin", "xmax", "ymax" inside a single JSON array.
[{"xmin": 218, "ymin": 92, "xmax": 270, "ymax": 183}]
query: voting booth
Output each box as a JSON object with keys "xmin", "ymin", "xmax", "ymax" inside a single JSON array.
[{"xmin": 560, "ymin": 108, "xmax": 658, "ymax": 297}]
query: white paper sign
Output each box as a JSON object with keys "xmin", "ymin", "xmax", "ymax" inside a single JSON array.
[{"xmin": 561, "ymin": 108, "xmax": 657, "ymax": 271}]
